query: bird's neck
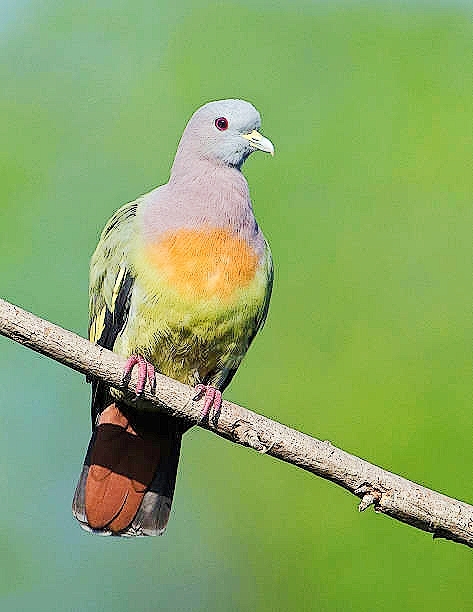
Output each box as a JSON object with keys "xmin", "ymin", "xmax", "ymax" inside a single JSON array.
[
  {"xmin": 141, "ymin": 157, "xmax": 261, "ymax": 245},
  {"xmin": 168, "ymin": 155, "xmax": 249, "ymax": 208}
]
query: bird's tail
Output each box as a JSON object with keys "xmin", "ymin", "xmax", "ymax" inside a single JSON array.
[{"xmin": 72, "ymin": 403, "xmax": 182, "ymax": 536}]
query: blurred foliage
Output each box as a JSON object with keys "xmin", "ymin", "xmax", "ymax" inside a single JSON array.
[{"xmin": 0, "ymin": 1, "xmax": 472, "ymax": 610}]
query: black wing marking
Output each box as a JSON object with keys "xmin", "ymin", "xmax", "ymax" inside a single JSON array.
[
  {"xmin": 95, "ymin": 271, "xmax": 134, "ymax": 351},
  {"xmin": 90, "ymin": 269, "xmax": 134, "ymax": 426}
]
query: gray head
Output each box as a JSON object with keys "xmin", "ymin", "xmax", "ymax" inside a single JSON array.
[{"xmin": 175, "ymin": 99, "xmax": 274, "ymax": 169}]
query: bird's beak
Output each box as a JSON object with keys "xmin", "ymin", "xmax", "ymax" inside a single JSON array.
[{"xmin": 242, "ymin": 130, "xmax": 275, "ymax": 156}]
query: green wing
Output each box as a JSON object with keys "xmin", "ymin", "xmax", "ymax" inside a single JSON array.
[
  {"xmin": 88, "ymin": 199, "xmax": 140, "ymax": 424},
  {"xmin": 88, "ymin": 199, "xmax": 140, "ymax": 348}
]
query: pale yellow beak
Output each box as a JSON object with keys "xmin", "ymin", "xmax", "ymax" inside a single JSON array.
[{"xmin": 242, "ymin": 130, "xmax": 275, "ymax": 156}]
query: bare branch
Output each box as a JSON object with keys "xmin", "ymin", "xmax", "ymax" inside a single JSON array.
[{"xmin": 1, "ymin": 296, "xmax": 472, "ymax": 548}]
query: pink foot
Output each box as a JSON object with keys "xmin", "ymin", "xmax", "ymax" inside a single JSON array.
[
  {"xmin": 123, "ymin": 354, "xmax": 156, "ymax": 396},
  {"xmin": 193, "ymin": 384, "xmax": 222, "ymax": 420}
]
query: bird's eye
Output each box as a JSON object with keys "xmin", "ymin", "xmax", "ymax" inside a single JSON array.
[{"xmin": 214, "ymin": 117, "xmax": 229, "ymax": 131}]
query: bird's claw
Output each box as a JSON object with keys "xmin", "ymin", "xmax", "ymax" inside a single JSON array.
[
  {"xmin": 193, "ymin": 384, "xmax": 222, "ymax": 420},
  {"xmin": 123, "ymin": 354, "xmax": 156, "ymax": 396}
]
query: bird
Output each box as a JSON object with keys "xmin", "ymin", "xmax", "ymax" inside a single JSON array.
[{"xmin": 72, "ymin": 99, "xmax": 274, "ymax": 536}]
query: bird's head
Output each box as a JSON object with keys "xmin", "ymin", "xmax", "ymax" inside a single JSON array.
[{"xmin": 176, "ymin": 99, "xmax": 274, "ymax": 169}]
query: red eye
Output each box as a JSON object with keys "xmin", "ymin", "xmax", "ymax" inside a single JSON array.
[{"xmin": 215, "ymin": 117, "xmax": 228, "ymax": 131}]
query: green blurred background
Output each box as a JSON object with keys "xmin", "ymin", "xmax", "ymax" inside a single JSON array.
[{"xmin": 1, "ymin": 1, "xmax": 472, "ymax": 610}]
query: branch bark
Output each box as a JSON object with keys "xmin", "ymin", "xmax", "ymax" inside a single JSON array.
[{"xmin": 1, "ymin": 296, "xmax": 472, "ymax": 548}]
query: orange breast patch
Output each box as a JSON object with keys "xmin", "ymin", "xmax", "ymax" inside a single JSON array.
[{"xmin": 145, "ymin": 228, "xmax": 259, "ymax": 300}]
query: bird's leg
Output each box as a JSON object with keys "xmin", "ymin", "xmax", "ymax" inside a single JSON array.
[
  {"xmin": 146, "ymin": 362, "xmax": 156, "ymax": 391},
  {"xmin": 193, "ymin": 384, "xmax": 222, "ymax": 420},
  {"xmin": 123, "ymin": 354, "xmax": 156, "ymax": 396}
]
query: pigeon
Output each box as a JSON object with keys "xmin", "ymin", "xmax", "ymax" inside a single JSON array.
[{"xmin": 72, "ymin": 99, "xmax": 274, "ymax": 536}]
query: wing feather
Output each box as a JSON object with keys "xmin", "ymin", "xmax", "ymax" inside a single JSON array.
[{"xmin": 88, "ymin": 199, "xmax": 139, "ymax": 425}]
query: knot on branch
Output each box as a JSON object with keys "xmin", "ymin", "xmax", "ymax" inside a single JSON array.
[
  {"xmin": 355, "ymin": 484, "xmax": 384, "ymax": 512},
  {"xmin": 231, "ymin": 419, "xmax": 275, "ymax": 454}
]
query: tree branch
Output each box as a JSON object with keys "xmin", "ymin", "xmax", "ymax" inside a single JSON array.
[{"xmin": 0, "ymin": 296, "xmax": 472, "ymax": 548}]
